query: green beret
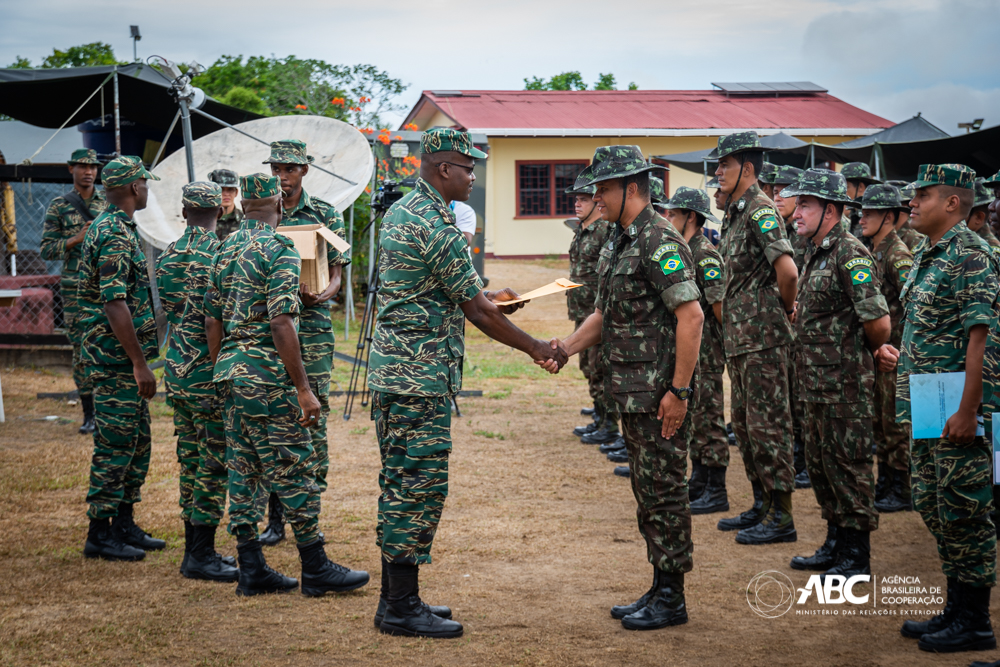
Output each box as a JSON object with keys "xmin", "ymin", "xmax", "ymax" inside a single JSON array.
[
  {"xmin": 182, "ymin": 181, "xmax": 222, "ymax": 208},
  {"xmin": 101, "ymin": 156, "xmax": 160, "ymax": 188},
  {"xmin": 263, "ymin": 139, "xmax": 313, "ymax": 165},
  {"xmin": 68, "ymin": 148, "xmax": 101, "ymax": 165},
  {"xmin": 420, "ymin": 128, "xmax": 488, "ymax": 159},
  {"xmin": 240, "ymin": 173, "xmax": 281, "ymax": 199},
  {"xmin": 914, "ymin": 163, "xmax": 976, "ymax": 190}
]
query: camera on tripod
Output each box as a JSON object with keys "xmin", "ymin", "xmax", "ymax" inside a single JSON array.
[{"xmin": 371, "ymin": 178, "xmax": 415, "ymax": 214}]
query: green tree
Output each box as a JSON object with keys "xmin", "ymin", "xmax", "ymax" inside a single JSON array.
[
  {"xmin": 594, "ymin": 73, "xmax": 616, "ymax": 90},
  {"xmin": 7, "ymin": 43, "xmax": 127, "ymax": 69},
  {"xmin": 523, "ymin": 71, "xmax": 587, "ymax": 91}
]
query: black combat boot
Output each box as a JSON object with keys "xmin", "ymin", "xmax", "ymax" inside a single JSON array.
[
  {"xmin": 374, "ymin": 560, "xmax": 451, "ymax": 628},
  {"xmin": 83, "ymin": 517, "xmax": 145, "ymax": 561},
  {"xmin": 874, "ymin": 460, "xmax": 889, "ymax": 502},
  {"xmin": 258, "ymin": 492, "xmax": 286, "ymax": 547},
  {"xmin": 580, "ymin": 416, "xmax": 620, "ymax": 444},
  {"xmin": 790, "ymin": 522, "xmax": 839, "ymax": 571},
  {"xmin": 235, "ymin": 539, "xmax": 298, "ymax": 596},
  {"xmin": 379, "ymin": 563, "xmax": 464, "ymax": 638},
  {"xmin": 608, "ymin": 449, "xmax": 629, "ymax": 463},
  {"xmin": 919, "ymin": 584, "xmax": 996, "ymax": 653},
  {"xmin": 297, "ymin": 539, "xmax": 369, "ymax": 596},
  {"xmin": 581, "ymin": 406, "xmax": 596, "ymax": 417},
  {"xmin": 726, "ymin": 422, "xmax": 736, "ymax": 447},
  {"xmin": 79, "ymin": 394, "xmax": 95, "ymax": 435},
  {"xmin": 688, "ymin": 460, "xmax": 708, "ymax": 502},
  {"xmin": 717, "ymin": 480, "xmax": 766, "ymax": 531},
  {"xmin": 613, "ymin": 465, "xmax": 630, "ymax": 478},
  {"xmin": 902, "ymin": 577, "xmax": 958, "ymax": 639},
  {"xmin": 611, "ymin": 567, "xmax": 660, "ymax": 619},
  {"xmin": 691, "ymin": 466, "xmax": 728, "ymax": 515},
  {"xmin": 599, "ymin": 435, "xmax": 626, "ymax": 454},
  {"xmin": 180, "ymin": 520, "xmax": 192, "ymax": 574},
  {"xmin": 875, "ymin": 468, "xmax": 913, "ymax": 513},
  {"xmin": 735, "ymin": 491, "xmax": 797, "ymax": 545},
  {"xmin": 793, "ymin": 438, "xmax": 811, "ymax": 489},
  {"xmin": 822, "ymin": 528, "xmax": 870, "ymax": 580},
  {"xmin": 112, "ymin": 503, "xmax": 166, "ymax": 551},
  {"xmin": 573, "ymin": 408, "xmax": 601, "ymax": 436},
  {"xmin": 620, "ymin": 572, "xmax": 688, "ymax": 631},
  {"xmin": 183, "ymin": 524, "xmax": 239, "ymax": 582}
]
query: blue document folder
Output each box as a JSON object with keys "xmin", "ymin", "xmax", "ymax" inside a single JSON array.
[{"xmin": 909, "ymin": 372, "xmax": 985, "ymax": 440}]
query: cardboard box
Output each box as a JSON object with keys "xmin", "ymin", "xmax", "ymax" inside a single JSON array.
[{"xmin": 275, "ymin": 224, "xmax": 351, "ymax": 294}]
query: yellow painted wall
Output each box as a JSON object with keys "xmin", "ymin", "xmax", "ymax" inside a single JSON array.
[{"xmin": 483, "ymin": 135, "xmax": 861, "ymax": 257}]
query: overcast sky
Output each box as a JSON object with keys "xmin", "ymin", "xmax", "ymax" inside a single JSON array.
[{"xmin": 3, "ymin": 0, "xmax": 997, "ymax": 134}]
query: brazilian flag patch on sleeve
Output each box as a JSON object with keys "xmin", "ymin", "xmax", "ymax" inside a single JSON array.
[
  {"xmin": 845, "ymin": 257, "xmax": 874, "ymax": 284},
  {"xmin": 660, "ymin": 256, "xmax": 685, "ymax": 275},
  {"xmin": 703, "ymin": 266, "xmax": 721, "ymax": 280},
  {"xmin": 751, "ymin": 208, "xmax": 779, "ymax": 233}
]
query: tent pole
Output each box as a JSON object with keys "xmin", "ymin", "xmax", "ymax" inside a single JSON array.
[
  {"xmin": 151, "ymin": 109, "xmax": 181, "ymax": 168},
  {"xmin": 703, "ymin": 159, "xmax": 708, "ymax": 193},
  {"xmin": 178, "ymin": 98, "xmax": 196, "ymax": 182},
  {"xmin": 809, "ymin": 144, "xmax": 815, "ymax": 169},
  {"xmin": 113, "ymin": 68, "xmax": 121, "ymax": 155},
  {"xmin": 346, "ymin": 204, "xmax": 354, "ymax": 337}
]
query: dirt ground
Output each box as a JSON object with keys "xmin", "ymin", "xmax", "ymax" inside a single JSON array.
[{"xmin": 1, "ymin": 259, "xmax": 997, "ymax": 666}]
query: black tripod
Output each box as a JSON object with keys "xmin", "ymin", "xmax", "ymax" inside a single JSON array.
[{"xmin": 343, "ymin": 212, "xmax": 384, "ymax": 421}]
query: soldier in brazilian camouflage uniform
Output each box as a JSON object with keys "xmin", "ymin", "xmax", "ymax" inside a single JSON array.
[
  {"xmin": 78, "ymin": 156, "xmax": 165, "ymax": 562},
  {"xmin": 895, "ymin": 164, "xmax": 998, "ymax": 654},
  {"xmin": 757, "ymin": 161, "xmax": 778, "ymax": 200},
  {"xmin": 555, "ymin": 145, "xmax": 704, "ymax": 631},
  {"xmin": 842, "ymin": 162, "xmax": 880, "ymax": 240},
  {"xmin": 205, "ymin": 173, "xmax": 368, "ymax": 598},
  {"xmin": 368, "ymin": 128, "xmax": 562, "ymax": 638},
  {"xmin": 781, "ymin": 170, "xmax": 891, "ymax": 579},
  {"xmin": 40, "ymin": 148, "xmax": 107, "ymax": 434},
  {"xmin": 155, "ymin": 181, "xmax": 238, "ymax": 583},
  {"xmin": 259, "ymin": 139, "xmax": 350, "ymax": 545},
  {"xmin": 712, "ymin": 132, "xmax": 800, "ymax": 545},
  {"xmin": 208, "ymin": 168, "xmax": 243, "ymax": 241},
  {"xmin": 968, "ymin": 179, "xmax": 1000, "ymax": 253}
]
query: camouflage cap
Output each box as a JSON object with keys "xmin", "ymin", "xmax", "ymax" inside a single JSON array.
[
  {"xmin": 664, "ymin": 186, "xmax": 721, "ymax": 224},
  {"xmin": 758, "ymin": 162, "xmax": 778, "ymax": 184},
  {"xmin": 240, "ymin": 173, "xmax": 282, "ymax": 199},
  {"xmin": 208, "ymin": 168, "xmax": 240, "ymax": 188},
  {"xmin": 101, "ymin": 155, "xmax": 160, "ymax": 188},
  {"xmin": 68, "ymin": 148, "xmax": 101, "ymax": 165},
  {"xmin": 974, "ymin": 178, "xmax": 995, "ymax": 208},
  {"xmin": 779, "ymin": 168, "xmax": 855, "ymax": 205},
  {"xmin": 984, "ymin": 170, "xmax": 1000, "ymax": 190},
  {"xmin": 885, "ymin": 179, "xmax": 909, "ymax": 188},
  {"xmin": 913, "ymin": 163, "xmax": 976, "ymax": 190},
  {"xmin": 712, "ymin": 131, "xmax": 766, "ymax": 160},
  {"xmin": 564, "ymin": 181, "xmax": 596, "ymax": 196},
  {"xmin": 420, "ymin": 128, "xmax": 488, "ymax": 159},
  {"xmin": 840, "ymin": 162, "xmax": 881, "ymax": 185},
  {"xmin": 859, "ymin": 183, "xmax": 905, "ymax": 210},
  {"xmin": 182, "ymin": 181, "xmax": 222, "ymax": 209},
  {"xmin": 772, "ymin": 165, "xmax": 803, "ymax": 186},
  {"xmin": 649, "ymin": 176, "xmax": 666, "ymax": 203},
  {"xmin": 262, "ymin": 139, "xmax": 314, "ymax": 165},
  {"xmin": 575, "ymin": 146, "xmax": 657, "ymax": 188}
]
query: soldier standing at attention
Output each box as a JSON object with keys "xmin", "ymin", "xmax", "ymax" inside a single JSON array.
[
  {"xmin": 550, "ymin": 145, "xmax": 704, "ymax": 631},
  {"xmin": 78, "ymin": 156, "xmax": 164, "ymax": 562},
  {"xmin": 712, "ymin": 132, "xmax": 800, "ymax": 545},
  {"xmin": 41, "ymin": 148, "xmax": 107, "ymax": 434},
  {"xmin": 368, "ymin": 128, "xmax": 564, "ymax": 638},
  {"xmin": 782, "ymin": 170, "xmax": 891, "ymax": 578},
  {"xmin": 205, "ymin": 173, "xmax": 369, "ymax": 597},
  {"xmin": 260, "ymin": 139, "xmax": 349, "ymax": 546},
  {"xmin": 208, "ymin": 168, "xmax": 242, "ymax": 241},
  {"xmin": 854, "ymin": 184, "xmax": 915, "ymax": 514},
  {"xmin": 894, "ymin": 165, "xmax": 997, "ymax": 654},
  {"xmin": 155, "ymin": 182, "xmax": 238, "ymax": 582},
  {"xmin": 661, "ymin": 186, "xmax": 729, "ymax": 514},
  {"xmin": 968, "ymin": 179, "xmax": 1000, "ymax": 253},
  {"xmin": 841, "ymin": 162, "xmax": 881, "ymax": 239}
]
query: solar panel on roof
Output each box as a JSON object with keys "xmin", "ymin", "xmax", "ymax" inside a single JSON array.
[{"xmin": 711, "ymin": 82, "xmax": 828, "ymax": 95}]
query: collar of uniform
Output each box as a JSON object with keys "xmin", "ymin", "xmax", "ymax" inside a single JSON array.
[
  {"xmin": 285, "ymin": 188, "xmax": 315, "ymax": 217},
  {"xmin": 622, "ymin": 204, "xmax": 656, "ymax": 240},
  {"xmin": 183, "ymin": 224, "xmax": 216, "ymax": 240},
  {"xmin": 104, "ymin": 202, "xmax": 135, "ymax": 227},
  {"xmin": 416, "ymin": 178, "xmax": 456, "ymax": 225},
  {"xmin": 816, "ymin": 215, "xmax": 846, "ymax": 251},
  {"xmin": 872, "ymin": 228, "xmax": 900, "ymax": 257},
  {"xmin": 238, "ymin": 218, "xmax": 272, "ymax": 232},
  {"xmin": 75, "ymin": 187, "xmax": 106, "ymax": 202},
  {"xmin": 927, "ymin": 221, "xmax": 964, "ymax": 253},
  {"xmin": 729, "ymin": 182, "xmax": 762, "ymax": 219}
]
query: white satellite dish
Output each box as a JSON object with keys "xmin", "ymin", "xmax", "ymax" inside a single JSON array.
[{"xmin": 135, "ymin": 115, "xmax": 374, "ymax": 249}]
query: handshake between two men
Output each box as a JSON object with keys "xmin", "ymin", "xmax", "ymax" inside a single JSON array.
[{"xmin": 464, "ymin": 286, "xmax": 569, "ymax": 372}]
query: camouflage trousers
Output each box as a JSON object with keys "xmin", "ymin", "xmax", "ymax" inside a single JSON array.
[
  {"xmin": 802, "ymin": 401, "xmax": 878, "ymax": 531},
  {"xmin": 371, "ymin": 391, "xmax": 451, "ymax": 565},
  {"xmin": 576, "ymin": 318, "xmax": 605, "ymax": 407},
  {"xmin": 300, "ymin": 328, "xmax": 333, "ymax": 493},
  {"xmin": 620, "ymin": 412, "xmax": 693, "ymax": 574},
  {"xmin": 62, "ymin": 279, "xmax": 92, "ymax": 395},
  {"xmin": 85, "ymin": 367, "xmax": 151, "ymax": 519},
  {"xmin": 873, "ymin": 368, "xmax": 910, "ymax": 472},
  {"xmin": 788, "ymin": 344, "xmax": 803, "ymax": 444},
  {"xmin": 169, "ymin": 390, "xmax": 228, "ymax": 526},
  {"xmin": 682, "ymin": 369, "xmax": 728, "ymax": 468},
  {"xmin": 912, "ymin": 435, "xmax": 996, "ymax": 586},
  {"xmin": 728, "ymin": 345, "xmax": 796, "ymax": 493},
  {"xmin": 221, "ymin": 381, "xmax": 320, "ymax": 545}
]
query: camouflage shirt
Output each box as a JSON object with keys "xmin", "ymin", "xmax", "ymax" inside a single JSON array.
[
  {"xmin": 689, "ymin": 232, "xmax": 725, "ymax": 373},
  {"xmin": 156, "ymin": 225, "xmax": 220, "ymax": 396},
  {"xmin": 976, "ymin": 224, "xmax": 1000, "ymax": 255},
  {"xmin": 40, "ymin": 189, "xmax": 107, "ymax": 280},
  {"xmin": 896, "ymin": 222, "xmax": 999, "ymax": 424},
  {"xmin": 204, "ymin": 218, "xmax": 301, "ymax": 387},
  {"xmin": 594, "ymin": 205, "xmax": 701, "ymax": 413},
  {"xmin": 797, "ymin": 223, "xmax": 888, "ymax": 408},
  {"xmin": 77, "ymin": 203, "xmax": 158, "ymax": 366},
  {"xmin": 215, "ymin": 207, "xmax": 244, "ymax": 242},
  {"xmin": 783, "ymin": 216, "xmax": 809, "ymax": 270},
  {"xmin": 871, "ymin": 229, "xmax": 913, "ymax": 347},
  {"xmin": 281, "ymin": 189, "xmax": 349, "ymax": 332},
  {"xmin": 897, "ymin": 224, "xmax": 925, "ymax": 252},
  {"xmin": 367, "ymin": 179, "xmax": 484, "ymax": 397},
  {"xmin": 719, "ymin": 183, "xmax": 795, "ymax": 357},
  {"xmin": 568, "ymin": 218, "xmax": 611, "ymax": 320}
]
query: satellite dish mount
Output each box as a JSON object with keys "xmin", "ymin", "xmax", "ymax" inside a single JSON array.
[{"xmin": 150, "ymin": 56, "xmax": 206, "ymax": 182}]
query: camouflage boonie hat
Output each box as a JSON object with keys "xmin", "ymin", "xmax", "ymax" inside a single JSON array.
[
  {"xmin": 779, "ymin": 168, "xmax": 855, "ymax": 205},
  {"xmin": 885, "ymin": 179, "xmax": 908, "ymax": 188},
  {"xmin": 707, "ymin": 176, "xmax": 720, "ymax": 188},
  {"xmin": 914, "ymin": 163, "xmax": 976, "ymax": 189},
  {"xmin": 974, "ymin": 178, "xmax": 995, "ymax": 208},
  {"xmin": 664, "ymin": 186, "xmax": 721, "ymax": 224},
  {"xmin": 101, "ymin": 155, "xmax": 160, "ymax": 188},
  {"xmin": 984, "ymin": 170, "xmax": 1000, "ymax": 190},
  {"xmin": 773, "ymin": 165, "xmax": 803, "ymax": 186},
  {"xmin": 841, "ymin": 162, "xmax": 880, "ymax": 185},
  {"xmin": 240, "ymin": 173, "xmax": 282, "ymax": 199},
  {"xmin": 859, "ymin": 183, "xmax": 905, "ymax": 210},
  {"xmin": 758, "ymin": 162, "xmax": 778, "ymax": 184},
  {"xmin": 208, "ymin": 168, "xmax": 239, "ymax": 188},
  {"xmin": 900, "ymin": 182, "xmax": 916, "ymax": 202},
  {"xmin": 263, "ymin": 139, "xmax": 314, "ymax": 165},
  {"xmin": 565, "ymin": 178, "xmax": 596, "ymax": 196},
  {"xmin": 182, "ymin": 181, "xmax": 222, "ymax": 209},
  {"xmin": 649, "ymin": 176, "xmax": 666, "ymax": 203},
  {"xmin": 68, "ymin": 148, "xmax": 101, "ymax": 165},
  {"xmin": 575, "ymin": 146, "xmax": 657, "ymax": 188},
  {"xmin": 710, "ymin": 131, "xmax": 766, "ymax": 160},
  {"xmin": 420, "ymin": 128, "xmax": 488, "ymax": 159}
]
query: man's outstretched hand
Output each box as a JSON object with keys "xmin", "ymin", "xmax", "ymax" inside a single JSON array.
[
  {"xmin": 531, "ymin": 338, "xmax": 567, "ymax": 374},
  {"xmin": 488, "ymin": 287, "xmax": 529, "ymax": 315}
]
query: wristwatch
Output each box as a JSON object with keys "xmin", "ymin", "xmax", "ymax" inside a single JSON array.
[{"xmin": 669, "ymin": 384, "xmax": 692, "ymax": 401}]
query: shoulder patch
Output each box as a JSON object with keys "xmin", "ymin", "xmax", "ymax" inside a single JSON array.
[
  {"xmin": 850, "ymin": 267, "xmax": 873, "ymax": 285},
  {"xmin": 893, "ymin": 259, "xmax": 913, "ymax": 270},
  {"xmin": 703, "ymin": 266, "xmax": 722, "ymax": 281},
  {"xmin": 752, "ymin": 210, "xmax": 779, "ymax": 233},
  {"xmin": 845, "ymin": 257, "xmax": 874, "ymax": 270},
  {"xmin": 698, "ymin": 257, "xmax": 721, "ymax": 267},
  {"xmin": 651, "ymin": 243, "xmax": 679, "ymax": 262},
  {"xmin": 659, "ymin": 255, "xmax": 685, "ymax": 276}
]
